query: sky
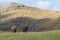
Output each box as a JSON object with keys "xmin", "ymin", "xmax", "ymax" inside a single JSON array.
[{"xmin": 0, "ymin": 0, "xmax": 60, "ymax": 10}]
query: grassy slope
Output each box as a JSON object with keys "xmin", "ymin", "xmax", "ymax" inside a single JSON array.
[
  {"xmin": 0, "ymin": 30, "xmax": 60, "ymax": 40},
  {"xmin": 1, "ymin": 8, "xmax": 60, "ymax": 20}
]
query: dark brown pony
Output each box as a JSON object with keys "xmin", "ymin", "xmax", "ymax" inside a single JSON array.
[
  {"xmin": 22, "ymin": 26, "xmax": 29, "ymax": 32},
  {"xmin": 11, "ymin": 25, "xmax": 17, "ymax": 33}
]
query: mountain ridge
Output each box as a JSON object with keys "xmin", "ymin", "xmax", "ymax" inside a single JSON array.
[{"xmin": 0, "ymin": 3, "xmax": 60, "ymax": 32}]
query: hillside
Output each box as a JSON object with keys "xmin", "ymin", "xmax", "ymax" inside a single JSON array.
[{"xmin": 0, "ymin": 3, "xmax": 60, "ymax": 32}]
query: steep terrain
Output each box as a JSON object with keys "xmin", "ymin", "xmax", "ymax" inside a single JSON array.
[{"xmin": 0, "ymin": 3, "xmax": 60, "ymax": 32}]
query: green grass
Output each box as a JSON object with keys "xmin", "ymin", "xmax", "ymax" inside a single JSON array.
[{"xmin": 0, "ymin": 30, "xmax": 60, "ymax": 40}]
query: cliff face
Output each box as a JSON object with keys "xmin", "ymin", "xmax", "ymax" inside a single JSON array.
[
  {"xmin": 8, "ymin": 2, "xmax": 24, "ymax": 10},
  {"xmin": 0, "ymin": 3, "xmax": 60, "ymax": 32},
  {"xmin": 0, "ymin": 3, "xmax": 28, "ymax": 13}
]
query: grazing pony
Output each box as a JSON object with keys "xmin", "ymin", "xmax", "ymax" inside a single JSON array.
[
  {"xmin": 22, "ymin": 26, "xmax": 29, "ymax": 32},
  {"xmin": 11, "ymin": 25, "xmax": 17, "ymax": 33}
]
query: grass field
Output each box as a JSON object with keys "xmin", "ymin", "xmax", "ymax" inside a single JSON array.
[{"xmin": 0, "ymin": 30, "xmax": 60, "ymax": 40}]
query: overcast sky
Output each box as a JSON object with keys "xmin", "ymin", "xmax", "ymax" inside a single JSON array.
[{"xmin": 0, "ymin": 0, "xmax": 60, "ymax": 10}]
